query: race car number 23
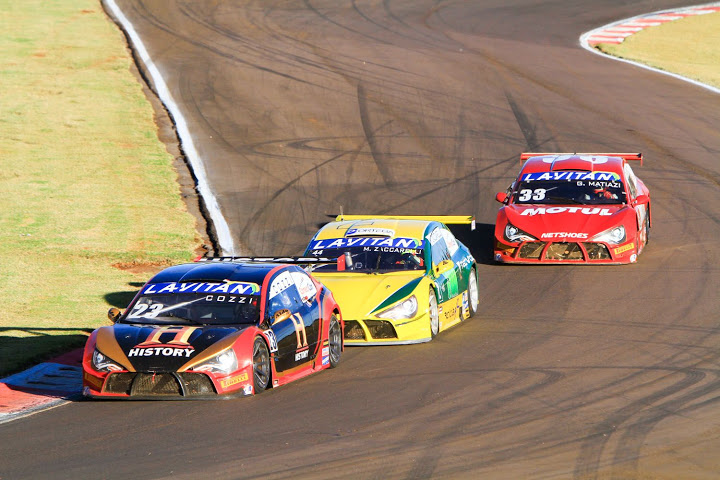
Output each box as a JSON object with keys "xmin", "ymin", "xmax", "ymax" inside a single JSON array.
[{"xmin": 518, "ymin": 189, "xmax": 546, "ymax": 201}]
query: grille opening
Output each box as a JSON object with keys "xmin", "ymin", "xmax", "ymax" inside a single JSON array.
[
  {"xmin": 583, "ymin": 243, "xmax": 611, "ymax": 260},
  {"xmin": 104, "ymin": 372, "xmax": 216, "ymax": 396},
  {"xmin": 545, "ymin": 242, "xmax": 584, "ymax": 260},
  {"xmin": 343, "ymin": 320, "xmax": 366, "ymax": 340},
  {"xmin": 519, "ymin": 242, "xmax": 546, "ymax": 259},
  {"xmin": 364, "ymin": 320, "xmax": 397, "ymax": 339}
]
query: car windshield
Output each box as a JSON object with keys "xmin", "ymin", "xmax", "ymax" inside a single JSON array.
[
  {"xmin": 121, "ymin": 293, "xmax": 260, "ymax": 325},
  {"xmin": 514, "ymin": 172, "xmax": 626, "ymax": 205},
  {"xmin": 311, "ymin": 247, "xmax": 425, "ymax": 273}
]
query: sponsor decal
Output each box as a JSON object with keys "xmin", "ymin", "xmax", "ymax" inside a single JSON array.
[
  {"xmin": 291, "ymin": 271, "xmax": 317, "ymax": 302},
  {"xmin": 142, "ymin": 282, "xmax": 260, "ymax": 296},
  {"xmin": 614, "ymin": 243, "xmax": 635, "ymax": 255},
  {"xmin": 347, "ymin": 227, "xmax": 395, "ymax": 237},
  {"xmin": 128, "ymin": 326, "xmax": 199, "ymax": 358},
  {"xmin": 272, "ymin": 312, "xmax": 308, "ymax": 349},
  {"xmin": 540, "ymin": 155, "xmax": 610, "ymax": 165},
  {"xmin": 308, "ymin": 237, "xmax": 420, "ymax": 250},
  {"xmin": 264, "ymin": 329, "xmax": 279, "ymax": 353},
  {"xmin": 243, "ymin": 384, "xmax": 253, "ymax": 395},
  {"xmin": 540, "ymin": 232, "xmax": 589, "ymax": 239},
  {"xmin": 84, "ymin": 372, "xmax": 104, "ymax": 389},
  {"xmin": 456, "ymin": 256, "xmax": 472, "ymax": 269},
  {"xmin": 128, "ymin": 346, "xmax": 195, "ymax": 358},
  {"xmin": 427, "ymin": 229, "xmax": 459, "ymax": 254},
  {"xmin": 220, "ymin": 372, "xmax": 249, "ymax": 389},
  {"xmin": 521, "ymin": 171, "xmax": 619, "ymax": 182},
  {"xmin": 520, "ymin": 207, "xmax": 613, "ymax": 216},
  {"xmin": 321, "ymin": 346, "xmax": 330, "ymax": 366},
  {"xmin": 269, "ymin": 271, "xmax": 295, "ymax": 298},
  {"xmin": 295, "ymin": 350, "xmax": 309, "ymax": 361}
]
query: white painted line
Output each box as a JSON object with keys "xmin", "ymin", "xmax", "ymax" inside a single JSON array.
[
  {"xmin": 103, "ymin": 0, "xmax": 237, "ymax": 255},
  {"xmin": 580, "ymin": 2, "xmax": 720, "ymax": 96}
]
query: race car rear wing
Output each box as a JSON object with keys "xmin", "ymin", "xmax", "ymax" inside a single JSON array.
[
  {"xmin": 520, "ymin": 152, "xmax": 643, "ymax": 166},
  {"xmin": 197, "ymin": 255, "xmax": 354, "ymax": 272},
  {"xmin": 197, "ymin": 256, "xmax": 336, "ymax": 264},
  {"xmin": 334, "ymin": 215, "xmax": 476, "ymax": 230}
]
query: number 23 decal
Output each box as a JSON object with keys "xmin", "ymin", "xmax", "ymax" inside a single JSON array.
[{"xmin": 518, "ymin": 188, "xmax": 546, "ymax": 201}]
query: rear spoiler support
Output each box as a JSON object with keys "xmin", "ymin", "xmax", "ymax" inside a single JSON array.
[
  {"xmin": 334, "ymin": 214, "xmax": 476, "ymax": 231},
  {"xmin": 520, "ymin": 152, "xmax": 643, "ymax": 166}
]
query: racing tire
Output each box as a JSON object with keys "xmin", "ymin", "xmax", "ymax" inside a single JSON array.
[
  {"xmin": 328, "ymin": 315, "xmax": 342, "ymax": 369},
  {"xmin": 467, "ymin": 268, "xmax": 479, "ymax": 318},
  {"xmin": 429, "ymin": 289, "xmax": 440, "ymax": 339},
  {"xmin": 252, "ymin": 337, "xmax": 271, "ymax": 394},
  {"xmin": 644, "ymin": 212, "xmax": 650, "ymax": 246}
]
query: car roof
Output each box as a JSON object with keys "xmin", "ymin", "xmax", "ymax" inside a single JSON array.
[
  {"xmin": 520, "ymin": 154, "xmax": 626, "ymax": 176},
  {"xmin": 146, "ymin": 261, "xmax": 278, "ymax": 287},
  {"xmin": 312, "ymin": 218, "xmax": 435, "ymax": 241}
]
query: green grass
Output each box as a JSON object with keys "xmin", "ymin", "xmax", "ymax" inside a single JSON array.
[
  {"xmin": 0, "ymin": 0, "xmax": 201, "ymax": 376},
  {"xmin": 596, "ymin": 11, "xmax": 720, "ymax": 89}
]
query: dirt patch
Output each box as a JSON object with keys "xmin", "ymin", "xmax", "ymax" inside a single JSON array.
[{"xmin": 112, "ymin": 260, "xmax": 172, "ymax": 276}]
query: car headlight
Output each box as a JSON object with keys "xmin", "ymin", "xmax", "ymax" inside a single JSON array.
[
  {"xmin": 504, "ymin": 223, "xmax": 536, "ymax": 243},
  {"xmin": 92, "ymin": 349, "xmax": 123, "ymax": 372},
  {"xmin": 376, "ymin": 295, "xmax": 418, "ymax": 321},
  {"xmin": 193, "ymin": 349, "xmax": 238, "ymax": 374},
  {"xmin": 591, "ymin": 225, "xmax": 626, "ymax": 244}
]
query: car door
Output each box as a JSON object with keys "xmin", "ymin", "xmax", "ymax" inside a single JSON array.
[
  {"xmin": 623, "ymin": 162, "xmax": 649, "ymax": 248},
  {"xmin": 289, "ymin": 268, "xmax": 321, "ymax": 356},
  {"xmin": 427, "ymin": 226, "xmax": 460, "ymax": 304},
  {"xmin": 265, "ymin": 268, "xmax": 320, "ymax": 373}
]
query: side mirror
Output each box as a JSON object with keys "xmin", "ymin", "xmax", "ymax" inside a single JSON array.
[
  {"xmin": 634, "ymin": 194, "xmax": 649, "ymax": 205},
  {"xmin": 434, "ymin": 259, "xmax": 455, "ymax": 276},
  {"xmin": 495, "ymin": 192, "xmax": 508, "ymax": 204},
  {"xmin": 108, "ymin": 307, "xmax": 122, "ymax": 323},
  {"xmin": 337, "ymin": 252, "xmax": 354, "ymax": 271}
]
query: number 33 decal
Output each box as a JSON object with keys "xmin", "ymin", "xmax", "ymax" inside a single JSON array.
[{"xmin": 518, "ymin": 188, "xmax": 546, "ymax": 201}]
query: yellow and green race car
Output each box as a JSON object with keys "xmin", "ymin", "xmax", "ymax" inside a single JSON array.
[{"xmin": 304, "ymin": 215, "xmax": 479, "ymax": 345}]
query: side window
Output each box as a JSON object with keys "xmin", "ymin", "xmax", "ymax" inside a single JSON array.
[
  {"xmin": 267, "ymin": 270, "xmax": 302, "ymax": 318},
  {"xmin": 427, "ymin": 227, "xmax": 450, "ymax": 267},
  {"xmin": 291, "ymin": 270, "xmax": 317, "ymax": 303},
  {"xmin": 624, "ymin": 163, "xmax": 638, "ymax": 199}
]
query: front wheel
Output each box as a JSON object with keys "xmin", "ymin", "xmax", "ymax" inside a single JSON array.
[
  {"xmin": 429, "ymin": 289, "xmax": 439, "ymax": 339},
  {"xmin": 467, "ymin": 268, "xmax": 479, "ymax": 318},
  {"xmin": 252, "ymin": 337, "xmax": 271, "ymax": 394},
  {"xmin": 328, "ymin": 315, "xmax": 342, "ymax": 368}
]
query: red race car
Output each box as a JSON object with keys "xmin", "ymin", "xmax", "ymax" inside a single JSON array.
[
  {"xmin": 83, "ymin": 259, "xmax": 343, "ymax": 399},
  {"xmin": 494, "ymin": 153, "xmax": 651, "ymax": 264}
]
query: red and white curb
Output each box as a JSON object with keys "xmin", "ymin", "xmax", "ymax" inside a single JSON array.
[
  {"xmin": 0, "ymin": 349, "xmax": 83, "ymax": 424},
  {"xmin": 580, "ymin": 2, "xmax": 720, "ymax": 95},
  {"xmin": 583, "ymin": 3, "xmax": 720, "ymax": 45}
]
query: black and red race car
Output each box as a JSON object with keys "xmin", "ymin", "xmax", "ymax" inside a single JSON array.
[
  {"xmin": 82, "ymin": 259, "xmax": 343, "ymax": 399},
  {"xmin": 494, "ymin": 153, "xmax": 651, "ymax": 264}
]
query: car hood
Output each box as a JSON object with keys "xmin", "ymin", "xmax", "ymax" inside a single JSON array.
[
  {"xmin": 95, "ymin": 323, "xmax": 248, "ymax": 372},
  {"xmin": 505, "ymin": 204, "xmax": 631, "ymax": 240},
  {"xmin": 313, "ymin": 272, "xmax": 425, "ymax": 319}
]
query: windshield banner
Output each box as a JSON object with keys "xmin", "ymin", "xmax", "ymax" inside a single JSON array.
[
  {"xmin": 308, "ymin": 237, "xmax": 421, "ymax": 250},
  {"xmin": 142, "ymin": 282, "xmax": 260, "ymax": 296},
  {"xmin": 521, "ymin": 171, "xmax": 621, "ymax": 182}
]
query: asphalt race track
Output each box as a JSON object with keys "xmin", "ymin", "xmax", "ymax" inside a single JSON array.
[{"xmin": 2, "ymin": 1, "xmax": 720, "ymax": 478}]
